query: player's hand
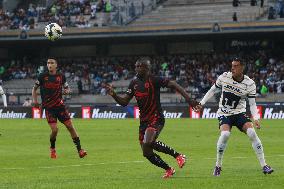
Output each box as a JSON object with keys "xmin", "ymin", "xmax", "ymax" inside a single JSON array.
[
  {"xmin": 189, "ymin": 100, "xmax": 202, "ymax": 112},
  {"xmin": 254, "ymin": 120, "xmax": 261, "ymax": 129},
  {"xmin": 194, "ymin": 103, "xmax": 203, "ymax": 112},
  {"xmin": 63, "ymin": 88, "xmax": 71, "ymax": 95},
  {"xmin": 102, "ymin": 83, "xmax": 115, "ymax": 96},
  {"xmin": 32, "ymin": 102, "xmax": 40, "ymax": 108}
]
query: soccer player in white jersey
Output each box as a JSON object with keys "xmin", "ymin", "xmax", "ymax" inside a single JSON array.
[
  {"xmin": 195, "ymin": 58, "xmax": 273, "ymax": 176},
  {"xmin": 0, "ymin": 80, "xmax": 7, "ymax": 107}
]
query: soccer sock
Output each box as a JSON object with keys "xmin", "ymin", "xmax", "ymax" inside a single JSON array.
[
  {"xmin": 50, "ymin": 138, "xmax": 56, "ymax": 149},
  {"xmin": 216, "ymin": 131, "xmax": 230, "ymax": 167},
  {"xmin": 145, "ymin": 153, "xmax": 170, "ymax": 170},
  {"xmin": 246, "ymin": 128, "xmax": 266, "ymax": 167},
  {"xmin": 72, "ymin": 137, "xmax": 82, "ymax": 152},
  {"xmin": 152, "ymin": 141, "xmax": 180, "ymax": 158}
]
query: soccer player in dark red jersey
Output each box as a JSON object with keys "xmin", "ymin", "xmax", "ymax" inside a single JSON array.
[
  {"xmin": 32, "ymin": 58, "xmax": 87, "ymax": 159},
  {"xmin": 104, "ymin": 57, "xmax": 199, "ymax": 179}
]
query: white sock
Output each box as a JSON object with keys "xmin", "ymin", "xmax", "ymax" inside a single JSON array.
[
  {"xmin": 216, "ymin": 131, "xmax": 230, "ymax": 167},
  {"xmin": 246, "ymin": 128, "xmax": 266, "ymax": 167}
]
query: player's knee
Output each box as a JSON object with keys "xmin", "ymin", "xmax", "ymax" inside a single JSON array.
[
  {"xmin": 221, "ymin": 131, "xmax": 230, "ymax": 140},
  {"xmin": 246, "ymin": 128, "xmax": 257, "ymax": 140}
]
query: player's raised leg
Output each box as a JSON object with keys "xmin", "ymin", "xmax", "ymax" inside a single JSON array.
[
  {"xmin": 152, "ymin": 141, "xmax": 186, "ymax": 168},
  {"xmin": 243, "ymin": 122, "xmax": 274, "ymax": 174},
  {"xmin": 142, "ymin": 128, "xmax": 175, "ymax": 179},
  {"xmin": 63, "ymin": 119, "xmax": 87, "ymax": 158}
]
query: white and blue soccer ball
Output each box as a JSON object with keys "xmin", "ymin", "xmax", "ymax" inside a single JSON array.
[{"xmin": 45, "ymin": 23, "xmax": 62, "ymax": 41}]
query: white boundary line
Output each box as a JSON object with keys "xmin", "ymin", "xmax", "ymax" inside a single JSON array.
[
  {"xmin": 1, "ymin": 154, "xmax": 283, "ymax": 170},
  {"xmin": 1, "ymin": 160, "xmax": 145, "ymax": 170}
]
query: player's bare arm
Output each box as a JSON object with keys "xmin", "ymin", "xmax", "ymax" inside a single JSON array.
[
  {"xmin": 103, "ymin": 83, "xmax": 132, "ymax": 107},
  {"xmin": 167, "ymin": 80, "xmax": 199, "ymax": 108},
  {"xmin": 32, "ymin": 84, "xmax": 40, "ymax": 107}
]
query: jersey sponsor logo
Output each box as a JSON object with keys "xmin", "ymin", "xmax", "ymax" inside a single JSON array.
[
  {"xmin": 44, "ymin": 82, "xmax": 61, "ymax": 89},
  {"xmin": 91, "ymin": 108, "xmax": 127, "ymax": 119},
  {"xmin": 224, "ymin": 84, "xmax": 242, "ymax": 94},
  {"xmin": 263, "ymin": 108, "xmax": 284, "ymax": 119},
  {"xmin": 0, "ymin": 109, "xmax": 27, "ymax": 119},
  {"xmin": 202, "ymin": 108, "xmax": 218, "ymax": 119},
  {"xmin": 135, "ymin": 91, "xmax": 148, "ymax": 98}
]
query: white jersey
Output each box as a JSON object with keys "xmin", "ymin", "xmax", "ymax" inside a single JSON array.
[{"xmin": 215, "ymin": 72, "xmax": 256, "ymax": 116}]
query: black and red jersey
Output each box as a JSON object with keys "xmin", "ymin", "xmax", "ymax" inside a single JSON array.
[
  {"xmin": 35, "ymin": 72, "xmax": 67, "ymax": 109},
  {"xmin": 126, "ymin": 75, "xmax": 169, "ymax": 122}
]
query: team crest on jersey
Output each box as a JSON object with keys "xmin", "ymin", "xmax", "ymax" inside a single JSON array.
[
  {"xmin": 144, "ymin": 82, "xmax": 149, "ymax": 89},
  {"xmin": 56, "ymin": 76, "xmax": 60, "ymax": 82}
]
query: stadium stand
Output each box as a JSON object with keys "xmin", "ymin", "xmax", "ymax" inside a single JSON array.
[
  {"xmin": 131, "ymin": 0, "xmax": 267, "ymax": 26},
  {"xmin": 1, "ymin": 51, "xmax": 283, "ymax": 104}
]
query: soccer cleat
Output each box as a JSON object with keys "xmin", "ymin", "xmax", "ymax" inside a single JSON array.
[
  {"xmin": 176, "ymin": 154, "xmax": 186, "ymax": 168},
  {"xmin": 263, "ymin": 165, "xmax": 274, "ymax": 175},
  {"xmin": 50, "ymin": 148, "xmax": 57, "ymax": 159},
  {"xmin": 213, "ymin": 166, "xmax": 222, "ymax": 176},
  {"xmin": 78, "ymin": 149, "xmax": 87, "ymax": 158},
  {"xmin": 162, "ymin": 167, "xmax": 175, "ymax": 179}
]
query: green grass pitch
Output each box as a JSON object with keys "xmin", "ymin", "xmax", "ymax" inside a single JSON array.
[{"xmin": 0, "ymin": 119, "xmax": 283, "ymax": 189}]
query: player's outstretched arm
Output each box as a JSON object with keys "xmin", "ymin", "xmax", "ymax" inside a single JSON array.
[
  {"xmin": 167, "ymin": 80, "xmax": 199, "ymax": 108},
  {"xmin": 103, "ymin": 83, "xmax": 132, "ymax": 107},
  {"xmin": 195, "ymin": 84, "xmax": 220, "ymax": 112}
]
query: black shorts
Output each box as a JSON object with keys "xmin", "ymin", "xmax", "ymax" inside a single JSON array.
[
  {"xmin": 139, "ymin": 116, "xmax": 165, "ymax": 144},
  {"xmin": 45, "ymin": 106, "xmax": 70, "ymax": 124},
  {"xmin": 218, "ymin": 113, "xmax": 252, "ymax": 131}
]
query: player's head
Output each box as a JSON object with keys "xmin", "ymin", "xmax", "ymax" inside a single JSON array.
[
  {"xmin": 47, "ymin": 58, "xmax": 58, "ymax": 73},
  {"xmin": 135, "ymin": 57, "xmax": 151, "ymax": 77},
  {"xmin": 231, "ymin": 58, "xmax": 244, "ymax": 78}
]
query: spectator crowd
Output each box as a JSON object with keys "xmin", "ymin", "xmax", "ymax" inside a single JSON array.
[
  {"xmin": 0, "ymin": 0, "xmax": 112, "ymax": 30},
  {"xmin": 0, "ymin": 50, "xmax": 283, "ymax": 96}
]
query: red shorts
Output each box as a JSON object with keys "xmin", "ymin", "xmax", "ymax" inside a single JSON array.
[
  {"xmin": 45, "ymin": 106, "xmax": 70, "ymax": 124},
  {"xmin": 139, "ymin": 115, "xmax": 165, "ymax": 144}
]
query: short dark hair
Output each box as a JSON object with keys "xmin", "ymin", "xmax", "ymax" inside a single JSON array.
[
  {"xmin": 136, "ymin": 57, "xmax": 151, "ymax": 69},
  {"xmin": 232, "ymin": 57, "xmax": 245, "ymax": 66},
  {"xmin": 47, "ymin": 57, "xmax": 58, "ymax": 64}
]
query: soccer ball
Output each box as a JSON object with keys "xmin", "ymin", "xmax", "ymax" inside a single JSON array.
[{"xmin": 45, "ymin": 23, "xmax": 62, "ymax": 41}]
